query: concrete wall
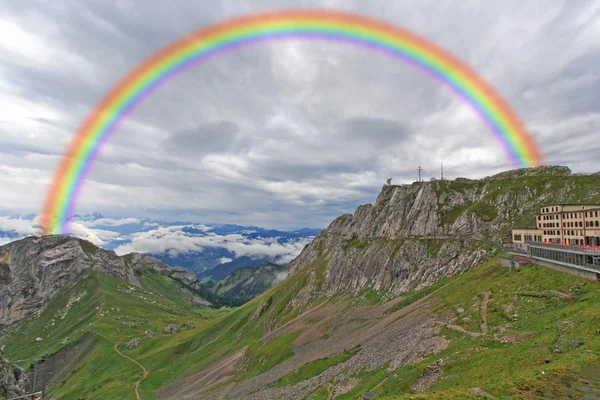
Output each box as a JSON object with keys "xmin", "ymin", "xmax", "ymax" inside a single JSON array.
[
  {"xmin": 533, "ymin": 259, "xmax": 600, "ymax": 281},
  {"xmin": 500, "ymin": 256, "xmax": 527, "ymax": 269}
]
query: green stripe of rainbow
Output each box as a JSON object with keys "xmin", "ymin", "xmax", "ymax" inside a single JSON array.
[{"xmin": 41, "ymin": 10, "xmax": 544, "ymax": 234}]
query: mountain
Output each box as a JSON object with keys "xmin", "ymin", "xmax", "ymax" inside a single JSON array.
[
  {"xmin": 287, "ymin": 165, "xmax": 599, "ymax": 297},
  {"xmin": 0, "ymin": 217, "xmax": 321, "ymax": 279},
  {"xmin": 210, "ymin": 262, "xmax": 286, "ymax": 301},
  {"xmin": 2, "ymin": 166, "xmax": 600, "ymax": 399},
  {"xmin": 199, "ymin": 256, "xmax": 271, "ymax": 281},
  {"xmin": 0, "ymin": 235, "xmax": 208, "ymax": 326}
]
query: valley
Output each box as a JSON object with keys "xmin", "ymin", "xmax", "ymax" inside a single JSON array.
[{"xmin": 2, "ymin": 166, "xmax": 600, "ymax": 399}]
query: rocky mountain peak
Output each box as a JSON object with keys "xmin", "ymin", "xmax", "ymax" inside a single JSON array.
[
  {"xmin": 286, "ymin": 166, "xmax": 600, "ymax": 302},
  {"xmin": 0, "ymin": 235, "xmax": 202, "ymax": 325}
]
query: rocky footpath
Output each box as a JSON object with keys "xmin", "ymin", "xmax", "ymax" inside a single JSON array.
[{"xmin": 0, "ymin": 236, "xmax": 205, "ymax": 325}]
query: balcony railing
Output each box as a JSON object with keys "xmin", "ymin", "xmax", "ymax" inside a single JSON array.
[{"xmin": 525, "ymin": 241, "xmax": 600, "ymax": 254}]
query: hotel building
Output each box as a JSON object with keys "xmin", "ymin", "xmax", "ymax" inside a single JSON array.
[
  {"xmin": 512, "ymin": 204, "xmax": 600, "ymax": 249},
  {"xmin": 509, "ymin": 204, "xmax": 600, "ymax": 279}
]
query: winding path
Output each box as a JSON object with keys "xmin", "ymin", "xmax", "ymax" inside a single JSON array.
[
  {"xmin": 92, "ymin": 328, "xmax": 149, "ymax": 400},
  {"xmin": 113, "ymin": 341, "xmax": 149, "ymax": 400},
  {"xmin": 446, "ymin": 291, "xmax": 490, "ymax": 337}
]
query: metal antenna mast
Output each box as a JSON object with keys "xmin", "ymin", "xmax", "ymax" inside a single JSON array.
[
  {"xmin": 418, "ymin": 166, "xmax": 422, "ymax": 182},
  {"xmin": 441, "ymin": 162, "xmax": 444, "ymax": 181}
]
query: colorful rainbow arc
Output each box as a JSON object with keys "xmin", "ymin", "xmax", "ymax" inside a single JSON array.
[{"xmin": 41, "ymin": 9, "xmax": 544, "ymax": 235}]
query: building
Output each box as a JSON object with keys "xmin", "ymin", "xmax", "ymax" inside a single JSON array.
[
  {"xmin": 509, "ymin": 204, "xmax": 600, "ymax": 280},
  {"xmin": 512, "ymin": 204, "xmax": 600, "ymax": 250}
]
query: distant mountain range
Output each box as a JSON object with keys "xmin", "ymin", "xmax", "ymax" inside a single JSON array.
[{"xmin": 0, "ymin": 213, "xmax": 321, "ymax": 278}]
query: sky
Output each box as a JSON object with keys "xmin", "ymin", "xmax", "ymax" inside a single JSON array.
[{"xmin": 1, "ymin": 0, "xmax": 599, "ymax": 230}]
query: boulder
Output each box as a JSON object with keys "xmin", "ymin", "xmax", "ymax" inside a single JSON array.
[
  {"xmin": 127, "ymin": 338, "xmax": 140, "ymax": 349},
  {"xmin": 0, "ymin": 357, "xmax": 30, "ymax": 398},
  {"xmin": 192, "ymin": 297, "xmax": 212, "ymax": 307},
  {"xmin": 164, "ymin": 323, "xmax": 179, "ymax": 334},
  {"xmin": 169, "ymin": 267, "xmax": 197, "ymax": 287}
]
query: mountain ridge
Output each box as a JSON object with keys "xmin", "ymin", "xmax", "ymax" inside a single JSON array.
[
  {"xmin": 2, "ymin": 166, "xmax": 600, "ymax": 399},
  {"xmin": 0, "ymin": 235, "xmax": 204, "ymax": 326}
]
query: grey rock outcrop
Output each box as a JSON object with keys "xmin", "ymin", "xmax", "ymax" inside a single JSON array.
[
  {"xmin": 170, "ymin": 267, "xmax": 197, "ymax": 287},
  {"xmin": 127, "ymin": 338, "xmax": 141, "ymax": 349},
  {"xmin": 145, "ymin": 329, "xmax": 154, "ymax": 338},
  {"xmin": 0, "ymin": 236, "xmax": 132, "ymax": 325},
  {"xmin": 0, "ymin": 357, "xmax": 29, "ymax": 399},
  {"xmin": 192, "ymin": 297, "xmax": 212, "ymax": 307},
  {"xmin": 164, "ymin": 324, "xmax": 179, "ymax": 334},
  {"xmin": 286, "ymin": 166, "xmax": 600, "ymax": 304},
  {"xmin": 0, "ymin": 236, "xmax": 207, "ymax": 325}
]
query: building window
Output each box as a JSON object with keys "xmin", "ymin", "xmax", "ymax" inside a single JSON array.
[{"xmin": 513, "ymin": 234, "xmax": 522, "ymax": 241}]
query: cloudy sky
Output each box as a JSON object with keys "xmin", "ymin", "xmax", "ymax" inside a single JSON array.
[{"xmin": 1, "ymin": 0, "xmax": 599, "ymax": 230}]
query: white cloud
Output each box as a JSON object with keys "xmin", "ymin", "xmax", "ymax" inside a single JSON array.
[
  {"xmin": 0, "ymin": 215, "xmax": 39, "ymax": 236},
  {"xmin": 219, "ymin": 257, "xmax": 233, "ymax": 264},
  {"xmin": 87, "ymin": 217, "xmax": 142, "ymax": 227},
  {"xmin": 0, "ymin": 215, "xmax": 121, "ymax": 248},
  {"xmin": 64, "ymin": 222, "xmax": 120, "ymax": 247},
  {"xmin": 113, "ymin": 224, "xmax": 311, "ymax": 263}
]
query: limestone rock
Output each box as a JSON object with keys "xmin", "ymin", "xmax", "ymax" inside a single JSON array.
[
  {"xmin": 0, "ymin": 236, "xmax": 209, "ymax": 326},
  {"xmin": 145, "ymin": 329, "xmax": 154, "ymax": 338},
  {"xmin": 127, "ymin": 338, "xmax": 140, "ymax": 349},
  {"xmin": 192, "ymin": 297, "xmax": 212, "ymax": 307},
  {"xmin": 286, "ymin": 167, "xmax": 596, "ymax": 309},
  {"xmin": 170, "ymin": 267, "xmax": 197, "ymax": 287},
  {"xmin": 164, "ymin": 323, "xmax": 179, "ymax": 334},
  {"xmin": 0, "ymin": 357, "xmax": 30, "ymax": 398},
  {"xmin": 253, "ymin": 297, "xmax": 273, "ymax": 319},
  {"xmin": 411, "ymin": 357, "xmax": 448, "ymax": 393}
]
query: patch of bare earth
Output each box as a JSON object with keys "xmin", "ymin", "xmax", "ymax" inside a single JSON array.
[
  {"xmin": 32, "ymin": 331, "xmax": 97, "ymax": 389},
  {"xmin": 411, "ymin": 357, "xmax": 448, "ymax": 393},
  {"xmin": 158, "ymin": 348, "xmax": 246, "ymax": 400},
  {"xmin": 160, "ymin": 289, "xmax": 450, "ymax": 400},
  {"xmin": 446, "ymin": 291, "xmax": 491, "ymax": 337}
]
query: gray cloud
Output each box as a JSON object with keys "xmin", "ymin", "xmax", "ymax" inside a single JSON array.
[
  {"xmin": 1, "ymin": 0, "xmax": 599, "ymax": 229},
  {"xmin": 341, "ymin": 117, "xmax": 414, "ymax": 147},
  {"xmin": 163, "ymin": 121, "xmax": 242, "ymax": 157}
]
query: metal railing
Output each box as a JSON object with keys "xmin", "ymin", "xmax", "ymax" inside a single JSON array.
[
  {"xmin": 504, "ymin": 246, "xmax": 529, "ymax": 256},
  {"xmin": 525, "ymin": 241, "xmax": 600, "ymax": 254},
  {"xmin": 7, "ymin": 391, "xmax": 43, "ymax": 400}
]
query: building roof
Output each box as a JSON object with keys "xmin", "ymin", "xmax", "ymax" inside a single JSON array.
[{"xmin": 540, "ymin": 204, "xmax": 600, "ymax": 207}]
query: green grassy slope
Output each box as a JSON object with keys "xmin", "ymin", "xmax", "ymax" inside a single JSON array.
[
  {"xmin": 3, "ymin": 251, "xmax": 600, "ymax": 399},
  {"xmin": 2, "ymin": 269, "xmax": 227, "ymax": 399},
  {"xmin": 1, "ymin": 249, "xmax": 327, "ymax": 399},
  {"xmin": 140, "ymin": 255, "xmax": 600, "ymax": 399},
  {"xmin": 325, "ymin": 258, "xmax": 600, "ymax": 399}
]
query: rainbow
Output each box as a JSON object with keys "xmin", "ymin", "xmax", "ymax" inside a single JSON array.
[{"xmin": 42, "ymin": 9, "xmax": 544, "ymax": 234}]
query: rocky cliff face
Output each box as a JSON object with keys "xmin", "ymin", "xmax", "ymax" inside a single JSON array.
[
  {"xmin": 287, "ymin": 166, "xmax": 600, "ymax": 300},
  {"xmin": 0, "ymin": 356, "xmax": 29, "ymax": 399},
  {"xmin": 0, "ymin": 236, "xmax": 204, "ymax": 325}
]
